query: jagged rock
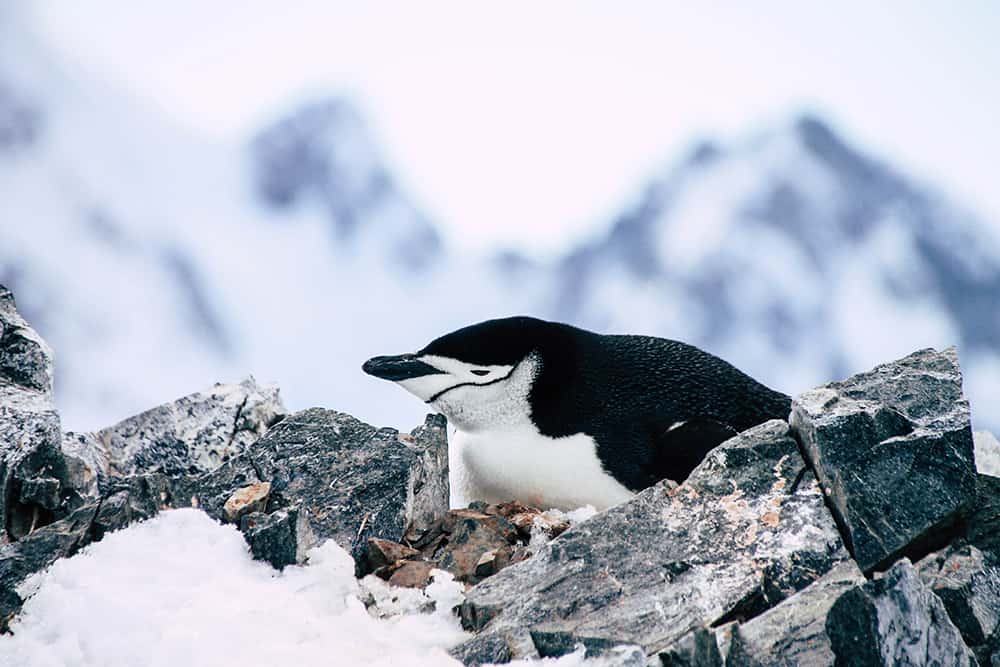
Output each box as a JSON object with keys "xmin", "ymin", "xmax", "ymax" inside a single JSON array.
[
  {"xmin": 223, "ymin": 481, "xmax": 271, "ymax": 523},
  {"xmin": 456, "ymin": 420, "xmax": 848, "ymax": 659},
  {"xmin": 85, "ymin": 376, "xmax": 286, "ymax": 478},
  {"xmin": 239, "ymin": 506, "xmax": 317, "ymax": 570},
  {"xmin": 385, "ymin": 560, "xmax": 435, "ymax": 589},
  {"xmin": 60, "ymin": 432, "xmax": 108, "ymax": 504},
  {"xmin": 449, "ymin": 630, "xmax": 540, "ymax": 665},
  {"xmin": 0, "ymin": 503, "xmax": 98, "ymax": 625},
  {"xmin": 434, "ymin": 511, "xmax": 518, "ymax": 584},
  {"xmin": 791, "ymin": 347, "xmax": 978, "ymax": 572},
  {"xmin": 918, "ymin": 543, "xmax": 1000, "ymax": 661},
  {"xmin": 0, "ymin": 286, "xmax": 53, "ymax": 394},
  {"xmin": 713, "ymin": 560, "xmax": 866, "ymax": 666},
  {"xmin": 966, "ymin": 474, "xmax": 1000, "ymax": 557},
  {"xmin": 361, "ymin": 537, "xmax": 421, "ymax": 574},
  {"xmin": 242, "ymin": 408, "xmax": 449, "ymax": 568},
  {"xmin": 0, "ymin": 286, "xmax": 80, "ymax": 544},
  {"xmin": 107, "ymin": 409, "xmax": 450, "ymax": 572},
  {"xmin": 658, "ymin": 627, "xmax": 723, "ymax": 667},
  {"xmin": 826, "ymin": 559, "xmax": 977, "ymax": 666}
]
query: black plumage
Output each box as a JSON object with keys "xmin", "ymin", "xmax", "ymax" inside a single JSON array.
[{"xmin": 420, "ymin": 316, "xmax": 791, "ymax": 491}]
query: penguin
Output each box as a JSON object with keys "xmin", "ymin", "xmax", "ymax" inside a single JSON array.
[{"xmin": 362, "ymin": 316, "xmax": 790, "ymax": 511}]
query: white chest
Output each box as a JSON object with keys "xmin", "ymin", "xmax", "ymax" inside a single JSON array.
[{"xmin": 448, "ymin": 424, "xmax": 634, "ymax": 511}]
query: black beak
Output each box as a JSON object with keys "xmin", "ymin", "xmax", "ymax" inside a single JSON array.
[{"xmin": 362, "ymin": 354, "xmax": 445, "ymax": 381}]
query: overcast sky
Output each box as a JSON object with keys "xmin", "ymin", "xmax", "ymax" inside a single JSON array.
[{"xmin": 29, "ymin": 1, "xmax": 1000, "ymax": 256}]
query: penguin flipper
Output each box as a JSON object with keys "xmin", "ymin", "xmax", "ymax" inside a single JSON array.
[{"xmin": 648, "ymin": 417, "xmax": 739, "ymax": 485}]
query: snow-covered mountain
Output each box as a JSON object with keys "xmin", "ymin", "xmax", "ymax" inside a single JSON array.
[
  {"xmin": 2, "ymin": 4, "xmax": 997, "ymax": 432},
  {"xmin": 531, "ymin": 116, "xmax": 1000, "ymax": 430},
  {"xmin": 0, "ymin": 5, "xmax": 506, "ymax": 431}
]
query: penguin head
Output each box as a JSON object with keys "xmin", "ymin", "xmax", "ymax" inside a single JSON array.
[{"xmin": 363, "ymin": 316, "xmax": 562, "ymax": 431}]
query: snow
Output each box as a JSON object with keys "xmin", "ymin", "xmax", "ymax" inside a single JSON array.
[
  {"xmin": 0, "ymin": 509, "xmax": 468, "ymax": 667},
  {"xmin": 0, "ymin": 508, "xmax": 639, "ymax": 666},
  {"xmin": 974, "ymin": 430, "xmax": 1000, "ymax": 478}
]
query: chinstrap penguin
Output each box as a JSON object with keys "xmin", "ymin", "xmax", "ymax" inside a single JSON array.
[{"xmin": 363, "ymin": 316, "xmax": 791, "ymax": 511}]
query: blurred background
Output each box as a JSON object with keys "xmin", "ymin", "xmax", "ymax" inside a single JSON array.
[{"xmin": 2, "ymin": 1, "xmax": 998, "ymax": 433}]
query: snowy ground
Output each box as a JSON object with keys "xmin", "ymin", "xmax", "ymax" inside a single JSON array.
[{"xmin": 0, "ymin": 510, "xmax": 613, "ymax": 667}]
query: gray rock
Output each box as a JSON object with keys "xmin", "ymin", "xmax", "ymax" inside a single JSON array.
[
  {"xmin": 918, "ymin": 544, "xmax": 1000, "ymax": 661},
  {"xmin": 102, "ymin": 409, "xmax": 450, "ymax": 572},
  {"xmin": 826, "ymin": 559, "xmax": 977, "ymax": 666},
  {"xmin": 658, "ymin": 627, "xmax": 724, "ymax": 667},
  {"xmin": 715, "ymin": 560, "xmax": 866, "ymax": 666},
  {"xmin": 0, "ymin": 285, "xmax": 81, "ymax": 544},
  {"xmin": 966, "ymin": 474, "xmax": 1000, "ymax": 558},
  {"xmin": 0, "ymin": 285, "xmax": 53, "ymax": 394},
  {"xmin": 88, "ymin": 376, "xmax": 286, "ymax": 478},
  {"xmin": 790, "ymin": 347, "xmax": 978, "ymax": 572},
  {"xmin": 0, "ymin": 503, "xmax": 98, "ymax": 626},
  {"xmin": 449, "ymin": 630, "xmax": 539, "ymax": 665},
  {"xmin": 457, "ymin": 420, "xmax": 848, "ymax": 658},
  {"xmin": 240, "ymin": 506, "xmax": 317, "ymax": 570},
  {"xmin": 60, "ymin": 432, "xmax": 110, "ymax": 504},
  {"xmin": 239, "ymin": 408, "xmax": 450, "ymax": 568}
]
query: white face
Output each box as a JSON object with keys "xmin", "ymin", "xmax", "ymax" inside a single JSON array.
[{"xmin": 397, "ymin": 353, "xmax": 539, "ymax": 432}]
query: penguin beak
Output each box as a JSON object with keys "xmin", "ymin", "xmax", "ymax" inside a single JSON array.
[{"xmin": 362, "ymin": 354, "xmax": 445, "ymax": 381}]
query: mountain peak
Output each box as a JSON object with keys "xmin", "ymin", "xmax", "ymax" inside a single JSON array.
[{"xmin": 251, "ymin": 97, "xmax": 443, "ymax": 271}]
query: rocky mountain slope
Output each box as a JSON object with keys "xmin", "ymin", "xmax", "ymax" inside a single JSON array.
[{"xmin": 2, "ymin": 3, "xmax": 998, "ymax": 435}]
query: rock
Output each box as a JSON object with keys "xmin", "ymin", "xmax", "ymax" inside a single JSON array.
[
  {"xmin": 658, "ymin": 627, "xmax": 723, "ymax": 667},
  {"xmin": 449, "ymin": 630, "xmax": 540, "ymax": 665},
  {"xmin": 86, "ymin": 376, "xmax": 286, "ymax": 478},
  {"xmin": 362, "ymin": 537, "xmax": 421, "ymax": 574},
  {"xmin": 112, "ymin": 409, "xmax": 450, "ymax": 572},
  {"xmin": 714, "ymin": 560, "xmax": 866, "ymax": 666},
  {"xmin": 0, "ymin": 285, "xmax": 80, "ymax": 543},
  {"xmin": 450, "ymin": 633, "xmax": 516, "ymax": 665},
  {"xmin": 0, "ymin": 285, "xmax": 53, "ymax": 394},
  {"xmin": 223, "ymin": 481, "xmax": 271, "ymax": 523},
  {"xmin": 918, "ymin": 543, "xmax": 1000, "ymax": 660},
  {"xmin": 60, "ymin": 432, "xmax": 108, "ymax": 504},
  {"xmin": 826, "ymin": 559, "xmax": 976, "ymax": 666},
  {"xmin": 0, "ymin": 503, "xmax": 98, "ymax": 625},
  {"xmin": 239, "ymin": 506, "xmax": 317, "ymax": 570},
  {"xmin": 435, "ymin": 511, "xmax": 518, "ymax": 584},
  {"xmin": 385, "ymin": 560, "xmax": 436, "ymax": 589},
  {"xmin": 790, "ymin": 347, "xmax": 978, "ymax": 572},
  {"xmin": 242, "ymin": 409, "xmax": 449, "ymax": 570},
  {"xmin": 458, "ymin": 420, "xmax": 849, "ymax": 658},
  {"xmin": 966, "ymin": 473, "xmax": 1000, "ymax": 557}
]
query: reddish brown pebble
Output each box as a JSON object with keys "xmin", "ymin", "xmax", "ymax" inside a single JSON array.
[{"xmin": 387, "ymin": 560, "xmax": 435, "ymax": 589}]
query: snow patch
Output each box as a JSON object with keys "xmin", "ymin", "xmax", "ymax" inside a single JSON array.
[
  {"xmin": 974, "ymin": 430, "xmax": 1000, "ymax": 478},
  {"xmin": 0, "ymin": 509, "xmax": 468, "ymax": 667}
]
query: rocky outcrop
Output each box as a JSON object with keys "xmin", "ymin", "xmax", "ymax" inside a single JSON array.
[
  {"xmin": 91, "ymin": 408, "xmax": 451, "ymax": 571},
  {"xmin": 0, "ymin": 286, "xmax": 80, "ymax": 545},
  {"xmin": 791, "ymin": 347, "xmax": 978, "ymax": 572},
  {"xmin": 454, "ymin": 420, "xmax": 848, "ymax": 658},
  {"xmin": 87, "ymin": 377, "xmax": 286, "ymax": 478},
  {"xmin": 2, "ymin": 283, "xmax": 998, "ymax": 664}
]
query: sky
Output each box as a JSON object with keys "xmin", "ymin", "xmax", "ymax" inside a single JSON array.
[{"xmin": 28, "ymin": 1, "xmax": 1000, "ymax": 256}]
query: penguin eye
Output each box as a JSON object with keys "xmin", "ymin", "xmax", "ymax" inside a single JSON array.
[{"xmin": 471, "ymin": 369, "xmax": 490, "ymax": 376}]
